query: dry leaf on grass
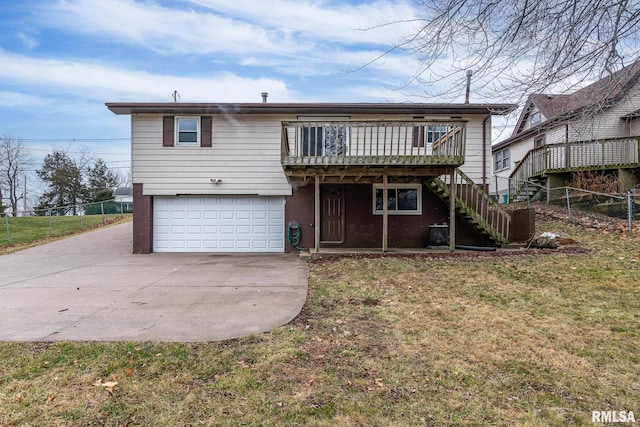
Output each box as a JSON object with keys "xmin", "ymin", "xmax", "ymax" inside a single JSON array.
[{"xmin": 93, "ymin": 378, "xmax": 119, "ymax": 394}]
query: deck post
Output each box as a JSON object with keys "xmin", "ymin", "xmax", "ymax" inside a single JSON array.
[
  {"xmin": 449, "ymin": 170, "xmax": 457, "ymax": 253},
  {"xmin": 382, "ymin": 174, "xmax": 388, "ymax": 252},
  {"xmin": 315, "ymin": 176, "xmax": 320, "ymax": 253}
]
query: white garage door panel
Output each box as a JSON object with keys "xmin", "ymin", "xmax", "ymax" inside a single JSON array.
[{"xmin": 153, "ymin": 196, "xmax": 284, "ymax": 253}]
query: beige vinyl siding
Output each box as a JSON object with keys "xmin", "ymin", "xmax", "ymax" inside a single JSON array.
[
  {"xmin": 132, "ymin": 112, "xmax": 492, "ymax": 195},
  {"xmin": 490, "ymin": 137, "xmax": 532, "ymax": 195},
  {"xmin": 457, "ymin": 115, "xmax": 489, "ymax": 185},
  {"xmin": 568, "ymin": 83, "xmax": 640, "ymax": 141},
  {"xmin": 545, "ymin": 126, "xmax": 566, "ymax": 145},
  {"xmin": 131, "ymin": 114, "xmax": 292, "ymax": 196}
]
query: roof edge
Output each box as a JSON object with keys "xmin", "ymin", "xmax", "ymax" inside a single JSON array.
[{"xmin": 106, "ymin": 102, "xmax": 517, "ymax": 116}]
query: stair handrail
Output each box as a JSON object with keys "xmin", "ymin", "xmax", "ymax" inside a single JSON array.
[
  {"xmin": 508, "ymin": 145, "xmax": 546, "ymax": 195},
  {"xmin": 440, "ymin": 169, "xmax": 511, "ymax": 243}
]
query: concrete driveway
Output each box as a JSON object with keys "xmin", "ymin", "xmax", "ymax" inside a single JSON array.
[{"xmin": 0, "ymin": 222, "xmax": 308, "ymax": 342}]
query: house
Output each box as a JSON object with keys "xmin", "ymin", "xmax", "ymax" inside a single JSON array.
[
  {"xmin": 492, "ymin": 61, "xmax": 640, "ymax": 202},
  {"xmin": 106, "ymin": 102, "xmax": 515, "ymax": 254},
  {"xmin": 113, "ymin": 186, "xmax": 133, "ymax": 213}
]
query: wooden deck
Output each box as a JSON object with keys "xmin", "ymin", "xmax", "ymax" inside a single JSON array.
[
  {"xmin": 281, "ymin": 119, "xmax": 466, "ymax": 181},
  {"xmin": 510, "ymin": 137, "xmax": 640, "ymax": 195}
]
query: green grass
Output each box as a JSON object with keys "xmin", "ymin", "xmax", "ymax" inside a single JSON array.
[
  {"xmin": 0, "ymin": 217, "xmax": 639, "ymax": 426},
  {"xmin": 0, "ymin": 214, "xmax": 131, "ymax": 249}
]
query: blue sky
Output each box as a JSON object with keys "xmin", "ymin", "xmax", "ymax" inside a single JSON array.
[{"xmin": 0, "ymin": 0, "xmax": 511, "ymax": 195}]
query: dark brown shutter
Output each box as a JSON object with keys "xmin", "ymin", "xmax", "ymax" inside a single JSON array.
[
  {"xmin": 201, "ymin": 116, "xmax": 212, "ymax": 147},
  {"xmin": 412, "ymin": 126, "xmax": 425, "ymax": 148},
  {"xmin": 163, "ymin": 116, "xmax": 174, "ymax": 147}
]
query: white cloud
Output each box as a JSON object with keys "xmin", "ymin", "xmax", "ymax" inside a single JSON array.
[
  {"xmin": 39, "ymin": 0, "xmax": 310, "ymax": 56},
  {"xmin": 0, "ymin": 91, "xmax": 50, "ymax": 108},
  {"xmin": 36, "ymin": 0, "xmax": 421, "ymax": 77},
  {"xmin": 0, "ymin": 50, "xmax": 294, "ymax": 102},
  {"xmin": 188, "ymin": 0, "xmax": 419, "ymax": 45},
  {"xmin": 16, "ymin": 32, "xmax": 39, "ymax": 49}
]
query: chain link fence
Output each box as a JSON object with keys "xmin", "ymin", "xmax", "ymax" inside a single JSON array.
[
  {"xmin": 1, "ymin": 198, "xmax": 132, "ymax": 247},
  {"xmin": 492, "ymin": 175, "xmax": 639, "ymax": 232}
]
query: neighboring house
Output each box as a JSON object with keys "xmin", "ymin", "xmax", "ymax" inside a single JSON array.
[
  {"xmin": 492, "ymin": 61, "xmax": 640, "ymax": 202},
  {"xmin": 107, "ymin": 102, "xmax": 514, "ymax": 254},
  {"xmin": 113, "ymin": 186, "xmax": 133, "ymax": 213}
]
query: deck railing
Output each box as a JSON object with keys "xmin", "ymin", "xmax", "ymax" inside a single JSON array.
[
  {"xmin": 281, "ymin": 120, "xmax": 467, "ymax": 167},
  {"xmin": 509, "ymin": 137, "xmax": 640, "ymax": 196}
]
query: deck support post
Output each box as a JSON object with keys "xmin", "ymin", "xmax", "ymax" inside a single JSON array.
[
  {"xmin": 315, "ymin": 176, "xmax": 320, "ymax": 253},
  {"xmin": 449, "ymin": 170, "xmax": 457, "ymax": 253},
  {"xmin": 382, "ymin": 174, "xmax": 388, "ymax": 252}
]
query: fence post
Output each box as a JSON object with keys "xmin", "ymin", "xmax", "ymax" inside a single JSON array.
[
  {"xmin": 4, "ymin": 214, "xmax": 11, "ymax": 245},
  {"xmin": 101, "ymin": 202, "xmax": 105, "ymax": 224},
  {"xmin": 566, "ymin": 187, "xmax": 572, "ymax": 221},
  {"xmin": 49, "ymin": 209, "xmax": 53, "ymax": 238},
  {"xmin": 628, "ymin": 191, "xmax": 633, "ymax": 233},
  {"xmin": 79, "ymin": 204, "xmax": 83, "ymax": 229}
]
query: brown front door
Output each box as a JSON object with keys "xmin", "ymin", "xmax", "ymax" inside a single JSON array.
[{"xmin": 321, "ymin": 187, "xmax": 344, "ymax": 243}]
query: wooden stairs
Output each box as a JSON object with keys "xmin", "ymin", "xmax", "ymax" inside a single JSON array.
[
  {"xmin": 426, "ymin": 169, "xmax": 511, "ymax": 244},
  {"xmin": 511, "ymin": 177, "xmax": 547, "ymax": 202}
]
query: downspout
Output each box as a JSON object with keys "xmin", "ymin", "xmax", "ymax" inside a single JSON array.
[{"xmin": 482, "ymin": 115, "xmax": 490, "ymax": 191}]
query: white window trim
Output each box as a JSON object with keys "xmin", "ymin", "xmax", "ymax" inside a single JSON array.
[
  {"xmin": 494, "ymin": 148, "xmax": 510, "ymax": 172},
  {"xmin": 175, "ymin": 116, "xmax": 200, "ymax": 147},
  {"xmin": 372, "ymin": 184, "xmax": 422, "ymax": 215}
]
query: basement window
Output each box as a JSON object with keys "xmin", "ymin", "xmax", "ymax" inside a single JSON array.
[{"xmin": 373, "ymin": 184, "xmax": 421, "ymax": 215}]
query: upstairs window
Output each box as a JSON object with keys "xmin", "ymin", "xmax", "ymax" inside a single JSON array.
[
  {"xmin": 494, "ymin": 148, "xmax": 510, "ymax": 172},
  {"xmin": 162, "ymin": 116, "xmax": 211, "ymax": 147},
  {"xmin": 530, "ymin": 111, "xmax": 541, "ymax": 126},
  {"xmin": 176, "ymin": 117, "xmax": 200, "ymax": 146},
  {"xmin": 412, "ymin": 125, "xmax": 450, "ymax": 147}
]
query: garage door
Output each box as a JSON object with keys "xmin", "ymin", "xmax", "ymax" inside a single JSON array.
[{"xmin": 153, "ymin": 196, "xmax": 285, "ymax": 252}]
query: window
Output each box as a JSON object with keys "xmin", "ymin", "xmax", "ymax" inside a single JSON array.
[
  {"xmin": 301, "ymin": 124, "xmax": 347, "ymax": 156},
  {"xmin": 162, "ymin": 116, "xmax": 211, "ymax": 147},
  {"xmin": 535, "ymin": 135, "xmax": 545, "ymax": 148},
  {"xmin": 176, "ymin": 117, "xmax": 200, "ymax": 146},
  {"xmin": 530, "ymin": 111, "xmax": 541, "ymax": 126},
  {"xmin": 373, "ymin": 184, "xmax": 421, "ymax": 215},
  {"xmin": 494, "ymin": 148, "xmax": 510, "ymax": 171},
  {"xmin": 413, "ymin": 125, "xmax": 450, "ymax": 147}
]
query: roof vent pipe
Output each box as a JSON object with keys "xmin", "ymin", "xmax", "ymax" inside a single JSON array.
[
  {"xmin": 261, "ymin": 92, "xmax": 268, "ymax": 103},
  {"xmin": 465, "ymin": 70, "xmax": 473, "ymax": 104}
]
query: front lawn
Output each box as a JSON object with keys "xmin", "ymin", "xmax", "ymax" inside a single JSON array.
[
  {"xmin": 0, "ymin": 217, "xmax": 638, "ymax": 426},
  {"xmin": 0, "ymin": 214, "xmax": 131, "ymax": 252}
]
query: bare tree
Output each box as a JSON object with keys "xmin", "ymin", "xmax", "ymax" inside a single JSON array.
[
  {"xmin": 0, "ymin": 136, "xmax": 32, "ymax": 216},
  {"xmin": 379, "ymin": 0, "xmax": 640, "ymax": 101}
]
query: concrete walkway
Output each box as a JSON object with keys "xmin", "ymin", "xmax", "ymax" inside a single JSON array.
[{"xmin": 0, "ymin": 222, "xmax": 308, "ymax": 342}]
